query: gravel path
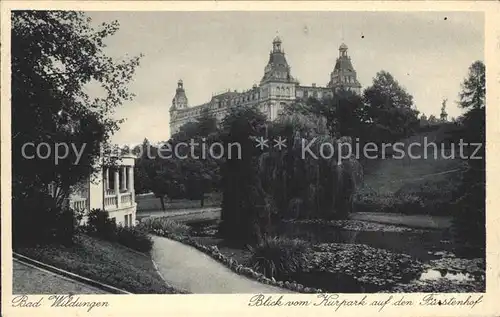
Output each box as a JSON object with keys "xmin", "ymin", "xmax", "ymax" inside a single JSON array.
[
  {"xmin": 13, "ymin": 260, "xmax": 107, "ymax": 294},
  {"xmin": 151, "ymin": 236, "xmax": 292, "ymax": 294}
]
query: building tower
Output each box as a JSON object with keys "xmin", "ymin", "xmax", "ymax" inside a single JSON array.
[
  {"xmin": 169, "ymin": 79, "xmax": 189, "ymax": 134},
  {"xmin": 260, "ymin": 36, "xmax": 296, "ymax": 84},
  {"xmin": 327, "ymin": 43, "xmax": 362, "ymax": 94},
  {"xmin": 259, "ymin": 36, "xmax": 297, "ymax": 120},
  {"xmin": 171, "ymin": 79, "xmax": 188, "ymax": 110}
]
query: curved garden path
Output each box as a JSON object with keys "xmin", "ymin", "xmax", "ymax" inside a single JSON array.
[{"xmin": 151, "ymin": 236, "xmax": 293, "ymax": 294}]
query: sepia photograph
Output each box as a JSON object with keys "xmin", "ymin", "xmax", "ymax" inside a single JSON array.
[{"xmin": 2, "ymin": 3, "xmax": 494, "ymax": 314}]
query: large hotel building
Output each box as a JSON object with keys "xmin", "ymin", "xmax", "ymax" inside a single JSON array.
[{"xmin": 169, "ymin": 37, "xmax": 362, "ymax": 135}]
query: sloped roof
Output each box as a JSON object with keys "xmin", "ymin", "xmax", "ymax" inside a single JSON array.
[{"xmin": 334, "ymin": 57, "xmax": 355, "ymax": 73}]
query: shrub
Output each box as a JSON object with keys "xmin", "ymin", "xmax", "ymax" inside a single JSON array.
[
  {"xmin": 354, "ymin": 179, "xmax": 458, "ymax": 216},
  {"xmin": 140, "ymin": 217, "xmax": 190, "ymax": 237},
  {"xmin": 85, "ymin": 209, "xmax": 117, "ymax": 240},
  {"xmin": 12, "ymin": 191, "xmax": 81, "ymax": 246},
  {"xmin": 249, "ymin": 237, "xmax": 310, "ymax": 280},
  {"xmin": 116, "ymin": 226, "xmax": 153, "ymax": 253},
  {"xmin": 353, "ymin": 188, "xmax": 395, "ymax": 213}
]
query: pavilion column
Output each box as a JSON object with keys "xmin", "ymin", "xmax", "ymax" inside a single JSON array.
[
  {"xmin": 103, "ymin": 167, "xmax": 108, "ymax": 192},
  {"xmin": 114, "ymin": 168, "xmax": 120, "ymax": 208},
  {"xmin": 105, "ymin": 168, "xmax": 109, "ymax": 191},
  {"xmin": 121, "ymin": 166, "xmax": 127, "ymax": 191},
  {"xmin": 128, "ymin": 166, "xmax": 135, "ymax": 204}
]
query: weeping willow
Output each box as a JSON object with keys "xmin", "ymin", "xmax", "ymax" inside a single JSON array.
[
  {"xmin": 260, "ymin": 111, "xmax": 363, "ymax": 221},
  {"xmin": 219, "ymin": 105, "xmax": 363, "ymax": 245}
]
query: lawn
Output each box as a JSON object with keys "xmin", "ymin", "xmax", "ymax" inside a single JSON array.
[
  {"xmin": 362, "ymin": 125, "xmax": 465, "ymax": 195},
  {"xmin": 355, "ymin": 126, "xmax": 466, "ymax": 216},
  {"xmin": 16, "ymin": 233, "xmax": 186, "ymax": 294}
]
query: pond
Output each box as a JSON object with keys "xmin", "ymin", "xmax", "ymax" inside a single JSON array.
[
  {"xmin": 419, "ymin": 269, "xmax": 477, "ymax": 282},
  {"xmin": 186, "ymin": 219, "xmax": 456, "ymax": 261},
  {"xmin": 277, "ymin": 221, "xmax": 455, "ymax": 262},
  {"xmin": 184, "ymin": 218, "xmax": 484, "ymax": 293}
]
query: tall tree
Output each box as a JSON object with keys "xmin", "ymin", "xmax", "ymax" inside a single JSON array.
[
  {"xmin": 11, "ymin": 11, "xmax": 142, "ymax": 243},
  {"xmin": 133, "ymin": 138, "xmax": 155, "ymax": 194},
  {"xmin": 459, "ymin": 61, "xmax": 485, "ymax": 111},
  {"xmin": 283, "ymin": 90, "xmax": 365, "ymax": 139},
  {"xmin": 218, "ymin": 106, "xmax": 270, "ymax": 245},
  {"xmin": 170, "ymin": 108, "xmax": 221, "ymax": 206},
  {"xmin": 363, "ymin": 71, "xmax": 419, "ymax": 144},
  {"xmin": 453, "ymin": 61, "xmax": 486, "ymax": 256},
  {"xmin": 12, "ymin": 11, "xmax": 142, "ymax": 204}
]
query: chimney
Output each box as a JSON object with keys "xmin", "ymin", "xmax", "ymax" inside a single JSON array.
[{"xmin": 312, "ymin": 83, "xmax": 316, "ymax": 87}]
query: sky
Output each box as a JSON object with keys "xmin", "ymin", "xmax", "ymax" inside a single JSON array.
[{"xmin": 86, "ymin": 11, "xmax": 484, "ymax": 145}]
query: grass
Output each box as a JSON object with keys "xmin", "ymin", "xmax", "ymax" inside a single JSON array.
[
  {"xmin": 362, "ymin": 126, "xmax": 464, "ymax": 195},
  {"xmin": 356, "ymin": 126, "xmax": 466, "ymax": 216},
  {"xmin": 16, "ymin": 233, "xmax": 185, "ymax": 294}
]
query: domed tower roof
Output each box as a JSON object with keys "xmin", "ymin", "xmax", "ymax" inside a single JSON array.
[
  {"xmin": 260, "ymin": 36, "xmax": 296, "ymax": 84},
  {"xmin": 327, "ymin": 43, "xmax": 362, "ymax": 93},
  {"xmin": 171, "ymin": 79, "xmax": 188, "ymax": 110}
]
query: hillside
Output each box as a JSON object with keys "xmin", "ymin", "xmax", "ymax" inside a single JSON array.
[{"xmin": 356, "ymin": 124, "xmax": 467, "ymax": 215}]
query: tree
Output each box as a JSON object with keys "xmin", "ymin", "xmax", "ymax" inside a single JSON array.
[
  {"xmin": 287, "ymin": 90, "xmax": 366, "ymax": 138},
  {"xmin": 459, "ymin": 61, "xmax": 485, "ymax": 111},
  {"xmin": 452, "ymin": 61, "xmax": 486, "ymax": 256},
  {"xmin": 218, "ymin": 105, "xmax": 271, "ymax": 245},
  {"xmin": 151, "ymin": 157, "xmax": 186, "ymax": 211},
  {"xmin": 363, "ymin": 71, "xmax": 419, "ymax": 144},
  {"xmin": 11, "ymin": 11, "xmax": 142, "ymax": 243},
  {"xmin": 170, "ymin": 108, "xmax": 221, "ymax": 206},
  {"xmin": 134, "ymin": 109, "xmax": 222, "ymax": 210},
  {"xmin": 428, "ymin": 115, "xmax": 439, "ymax": 125},
  {"xmin": 133, "ymin": 138, "xmax": 155, "ymax": 194},
  {"xmin": 261, "ymin": 109, "xmax": 364, "ymax": 221}
]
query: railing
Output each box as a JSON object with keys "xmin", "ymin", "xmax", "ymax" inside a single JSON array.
[
  {"xmin": 121, "ymin": 192, "xmax": 132, "ymax": 205},
  {"xmin": 104, "ymin": 196, "xmax": 118, "ymax": 208},
  {"xmin": 104, "ymin": 192, "xmax": 133, "ymax": 210},
  {"xmin": 69, "ymin": 198, "xmax": 88, "ymax": 212},
  {"xmin": 105, "ymin": 189, "xmax": 115, "ymax": 196}
]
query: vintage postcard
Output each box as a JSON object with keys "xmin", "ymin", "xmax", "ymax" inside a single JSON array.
[{"xmin": 1, "ymin": 1, "xmax": 499, "ymax": 316}]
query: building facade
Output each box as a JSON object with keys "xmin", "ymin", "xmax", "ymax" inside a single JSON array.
[
  {"xmin": 169, "ymin": 37, "xmax": 362, "ymax": 135},
  {"xmin": 63, "ymin": 155, "xmax": 137, "ymax": 227}
]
